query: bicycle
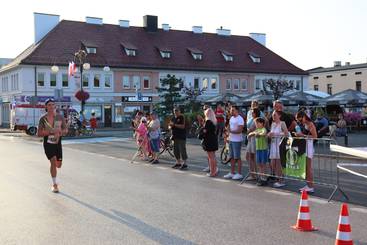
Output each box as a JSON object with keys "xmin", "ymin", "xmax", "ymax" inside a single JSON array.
[
  {"xmin": 159, "ymin": 131, "xmax": 175, "ymax": 158},
  {"xmin": 220, "ymin": 141, "xmax": 231, "ymax": 165}
]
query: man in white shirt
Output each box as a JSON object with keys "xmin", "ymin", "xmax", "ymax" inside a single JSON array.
[{"xmin": 224, "ymin": 106, "xmax": 244, "ymax": 180}]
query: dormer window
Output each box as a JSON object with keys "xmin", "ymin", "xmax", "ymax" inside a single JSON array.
[
  {"xmin": 121, "ymin": 42, "xmax": 137, "ymax": 57},
  {"xmin": 157, "ymin": 47, "xmax": 172, "ymax": 59},
  {"xmin": 160, "ymin": 51, "xmax": 171, "ymax": 59},
  {"xmin": 248, "ymin": 52, "xmax": 261, "ymax": 63},
  {"xmin": 86, "ymin": 47, "xmax": 97, "ymax": 54},
  {"xmin": 187, "ymin": 48, "xmax": 203, "ymax": 61},
  {"xmin": 125, "ymin": 48, "xmax": 136, "ymax": 57},
  {"xmin": 192, "ymin": 53, "xmax": 202, "ymax": 60},
  {"xmin": 221, "ymin": 50, "xmax": 234, "ymax": 62}
]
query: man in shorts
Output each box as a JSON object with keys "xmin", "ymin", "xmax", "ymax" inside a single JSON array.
[
  {"xmin": 224, "ymin": 106, "xmax": 244, "ymax": 180},
  {"xmin": 38, "ymin": 99, "xmax": 68, "ymax": 193}
]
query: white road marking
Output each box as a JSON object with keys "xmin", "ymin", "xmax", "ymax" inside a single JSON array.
[
  {"xmin": 62, "ymin": 137, "xmax": 130, "ymax": 145},
  {"xmin": 239, "ymin": 184, "xmax": 256, "ymax": 189},
  {"xmin": 308, "ymin": 197, "xmax": 328, "ymax": 204},
  {"xmin": 351, "ymin": 207, "xmax": 367, "ymax": 214},
  {"xmin": 212, "ymin": 178, "xmax": 231, "ymax": 183},
  {"xmin": 156, "ymin": 166, "xmax": 169, "ymax": 170},
  {"xmin": 265, "ymin": 190, "xmax": 292, "ymax": 196},
  {"xmin": 173, "ymin": 170, "xmax": 185, "ymax": 174},
  {"xmin": 190, "ymin": 173, "xmax": 206, "ymax": 178}
]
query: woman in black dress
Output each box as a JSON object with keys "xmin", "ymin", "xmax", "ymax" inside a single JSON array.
[{"xmin": 201, "ymin": 108, "xmax": 219, "ymax": 177}]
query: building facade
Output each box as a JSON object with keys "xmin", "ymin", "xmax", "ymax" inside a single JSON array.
[
  {"xmin": 308, "ymin": 61, "xmax": 367, "ymax": 95},
  {"xmin": 0, "ymin": 13, "xmax": 307, "ymax": 127}
]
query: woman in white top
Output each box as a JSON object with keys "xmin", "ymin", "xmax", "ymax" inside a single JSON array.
[
  {"xmin": 268, "ymin": 111, "xmax": 288, "ymax": 188},
  {"xmin": 295, "ymin": 111, "xmax": 317, "ymax": 193}
]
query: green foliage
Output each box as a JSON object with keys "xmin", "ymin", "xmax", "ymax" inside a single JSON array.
[{"xmin": 155, "ymin": 74, "xmax": 184, "ymax": 117}]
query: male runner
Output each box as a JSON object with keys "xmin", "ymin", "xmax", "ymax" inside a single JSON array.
[{"xmin": 37, "ymin": 99, "xmax": 68, "ymax": 193}]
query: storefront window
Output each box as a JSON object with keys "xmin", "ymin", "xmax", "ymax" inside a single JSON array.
[
  {"xmin": 84, "ymin": 105, "xmax": 102, "ymax": 120},
  {"xmin": 115, "ymin": 106, "xmax": 123, "ymax": 123}
]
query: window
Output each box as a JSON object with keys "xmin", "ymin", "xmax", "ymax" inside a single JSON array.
[
  {"xmin": 326, "ymin": 75, "xmax": 332, "ymax": 78},
  {"xmin": 143, "ymin": 77, "xmax": 150, "ymax": 89},
  {"xmin": 50, "ymin": 74, "xmax": 57, "ymax": 87},
  {"xmin": 125, "ymin": 48, "xmax": 136, "ymax": 57},
  {"xmin": 233, "ymin": 79, "xmax": 239, "ymax": 90},
  {"xmin": 10, "ymin": 75, "xmax": 14, "ymax": 90},
  {"xmin": 226, "ymin": 79, "xmax": 231, "ymax": 90},
  {"xmin": 2, "ymin": 77, "xmax": 9, "ymax": 92},
  {"xmin": 15, "ymin": 74, "xmax": 19, "ymax": 90},
  {"xmin": 356, "ymin": 81, "xmax": 362, "ymax": 92},
  {"xmin": 86, "ymin": 47, "xmax": 97, "ymax": 54},
  {"xmin": 37, "ymin": 73, "xmax": 45, "ymax": 87},
  {"xmin": 122, "ymin": 76, "xmax": 130, "ymax": 89},
  {"xmin": 192, "ymin": 53, "xmax": 202, "ymax": 60},
  {"xmin": 83, "ymin": 74, "xmax": 89, "ymax": 87},
  {"xmin": 341, "ymin": 74, "xmax": 347, "ymax": 77},
  {"xmin": 255, "ymin": 79, "xmax": 261, "ymax": 90},
  {"xmin": 133, "ymin": 76, "xmax": 140, "ymax": 89},
  {"xmin": 355, "ymin": 72, "xmax": 362, "ymax": 75},
  {"xmin": 241, "ymin": 79, "xmax": 247, "ymax": 90},
  {"xmin": 211, "ymin": 78, "xmax": 217, "ymax": 89},
  {"xmin": 202, "ymin": 78, "xmax": 209, "ymax": 89},
  {"xmin": 94, "ymin": 74, "xmax": 100, "ymax": 87},
  {"xmin": 194, "ymin": 78, "xmax": 200, "ymax": 89},
  {"xmin": 104, "ymin": 74, "xmax": 112, "ymax": 88},
  {"xmin": 160, "ymin": 51, "xmax": 171, "ymax": 59},
  {"xmin": 295, "ymin": 80, "xmax": 301, "ymax": 90},
  {"xmin": 222, "ymin": 52, "xmax": 233, "ymax": 62},
  {"xmin": 248, "ymin": 52, "xmax": 261, "ymax": 63},
  {"xmin": 327, "ymin": 84, "xmax": 332, "ymax": 95},
  {"xmin": 62, "ymin": 74, "xmax": 68, "ymax": 87},
  {"xmin": 314, "ymin": 84, "xmax": 319, "ymax": 91},
  {"xmin": 313, "ymin": 76, "xmax": 319, "ymax": 80}
]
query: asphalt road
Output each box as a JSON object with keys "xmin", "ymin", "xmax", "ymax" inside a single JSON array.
[{"xmin": 1, "ymin": 135, "xmax": 367, "ymax": 245}]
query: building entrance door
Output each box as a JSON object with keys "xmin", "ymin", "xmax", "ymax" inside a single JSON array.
[{"xmin": 104, "ymin": 105, "xmax": 112, "ymax": 127}]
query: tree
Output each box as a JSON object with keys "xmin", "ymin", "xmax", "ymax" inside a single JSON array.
[
  {"xmin": 155, "ymin": 74, "xmax": 184, "ymax": 117},
  {"xmin": 182, "ymin": 86, "xmax": 206, "ymax": 113},
  {"xmin": 263, "ymin": 78, "xmax": 294, "ymax": 100}
]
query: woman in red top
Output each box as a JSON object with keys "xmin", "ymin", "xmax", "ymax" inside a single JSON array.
[
  {"xmin": 215, "ymin": 104, "xmax": 225, "ymax": 139},
  {"xmin": 89, "ymin": 112, "xmax": 97, "ymax": 133}
]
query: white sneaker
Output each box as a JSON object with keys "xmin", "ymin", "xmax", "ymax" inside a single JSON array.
[
  {"xmin": 224, "ymin": 172, "xmax": 235, "ymax": 179},
  {"xmin": 273, "ymin": 182, "xmax": 286, "ymax": 188},
  {"xmin": 299, "ymin": 185, "xmax": 314, "ymax": 193},
  {"xmin": 202, "ymin": 166, "xmax": 210, "ymax": 172},
  {"xmin": 232, "ymin": 173, "xmax": 243, "ymax": 180}
]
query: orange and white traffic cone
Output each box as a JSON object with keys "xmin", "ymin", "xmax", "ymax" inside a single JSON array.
[
  {"xmin": 335, "ymin": 203, "xmax": 353, "ymax": 245},
  {"xmin": 292, "ymin": 190, "xmax": 317, "ymax": 231}
]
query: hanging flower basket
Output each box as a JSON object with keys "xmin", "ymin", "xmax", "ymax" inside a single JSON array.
[{"xmin": 75, "ymin": 90, "xmax": 90, "ymax": 102}]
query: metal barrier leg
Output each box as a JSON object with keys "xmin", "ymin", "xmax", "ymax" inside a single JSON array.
[
  {"xmin": 239, "ymin": 172, "xmax": 250, "ymax": 185},
  {"xmin": 328, "ymin": 166, "xmax": 349, "ymax": 202}
]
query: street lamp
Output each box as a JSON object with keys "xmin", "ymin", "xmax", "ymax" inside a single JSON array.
[{"xmin": 51, "ymin": 50, "xmax": 110, "ymax": 115}]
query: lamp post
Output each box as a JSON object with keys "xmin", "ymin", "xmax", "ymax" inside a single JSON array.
[{"xmin": 51, "ymin": 50, "xmax": 110, "ymax": 115}]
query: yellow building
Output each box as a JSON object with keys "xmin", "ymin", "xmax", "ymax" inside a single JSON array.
[{"xmin": 308, "ymin": 61, "xmax": 367, "ymax": 95}]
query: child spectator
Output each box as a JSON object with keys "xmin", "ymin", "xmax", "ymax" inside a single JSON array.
[{"xmin": 248, "ymin": 117, "xmax": 268, "ymax": 186}]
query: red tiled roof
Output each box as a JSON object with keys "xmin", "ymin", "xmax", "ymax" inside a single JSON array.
[{"xmin": 20, "ymin": 20, "xmax": 307, "ymax": 75}]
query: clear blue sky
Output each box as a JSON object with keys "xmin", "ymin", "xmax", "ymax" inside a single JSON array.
[{"xmin": 1, "ymin": 0, "xmax": 366, "ymax": 70}]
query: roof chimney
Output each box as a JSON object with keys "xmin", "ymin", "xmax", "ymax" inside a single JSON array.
[
  {"xmin": 334, "ymin": 61, "xmax": 341, "ymax": 67},
  {"xmin": 86, "ymin": 16, "xmax": 103, "ymax": 25},
  {"xmin": 34, "ymin": 13, "xmax": 60, "ymax": 44},
  {"xmin": 162, "ymin": 23, "xmax": 170, "ymax": 31},
  {"xmin": 143, "ymin": 15, "xmax": 158, "ymax": 32},
  {"xmin": 119, "ymin": 20, "xmax": 130, "ymax": 28},
  {"xmin": 192, "ymin": 26, "xmax": 203, "ymax": 34},
  {"xmin": 250, "ymin": 33, "xmax": 266, "ymax": 46},
  {"xmin": 216, "ymin": 27, "xmax": 231, "ymax": 36},
  {"xmin": 345, "ymin": 61, "xmax": 351, "ymax": 66}
]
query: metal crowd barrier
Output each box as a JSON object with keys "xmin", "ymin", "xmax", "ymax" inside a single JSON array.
[
  {"xmin": 240, "ymin": 136, "xmax": 341, "ymax": 202},
  {"xmin": 329, "ymin": 163, "xmax": 367, "ymax": 201}
]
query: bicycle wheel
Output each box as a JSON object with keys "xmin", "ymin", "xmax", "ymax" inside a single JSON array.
[
  {"xmin": 159, "ymin": 139, "xmax": 165, "ymax": 155},
  {"xmin": 166, "ymin": 141, "xmax": 175, "ymax": 158},
  {"xmin": 220, "ymin": 145, "xmax": 231, "ymax": 164}
]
